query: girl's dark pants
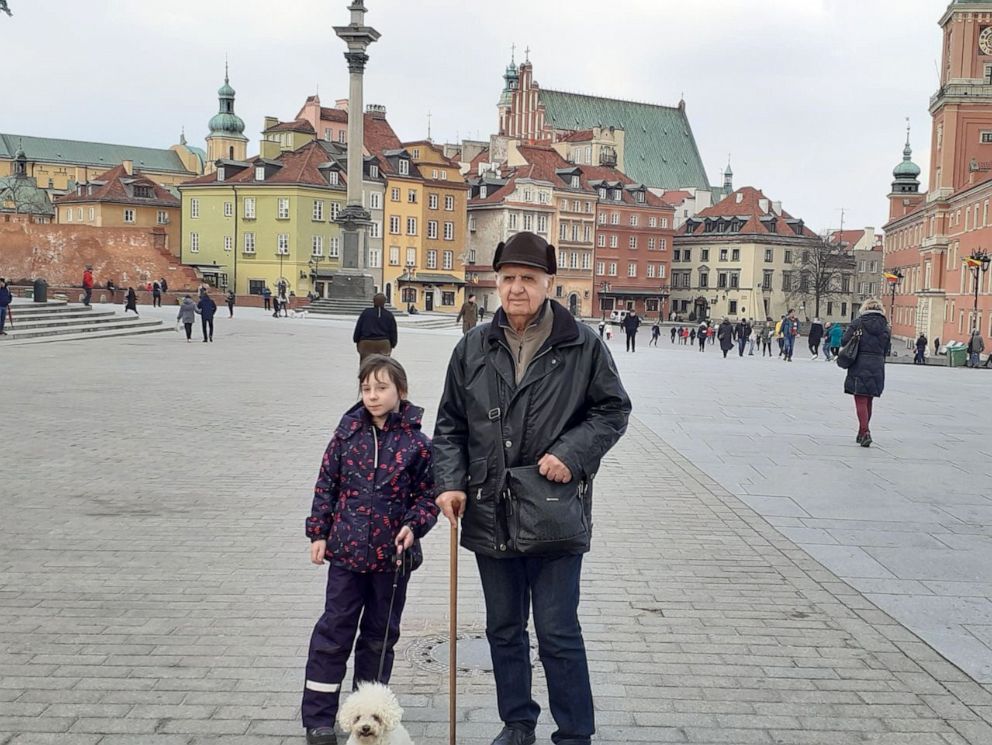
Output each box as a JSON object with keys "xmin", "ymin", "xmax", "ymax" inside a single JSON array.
[
  {"xmin": 201, "ymin": 317, "xmax": 214, "ymax": 341},
  {"xmin": 183, "ymin": 322, "xmax": 193, "ymax": 340},
  {"xmin": 302, "ymin": 564, "xmax": 409, "ymax": 728}
]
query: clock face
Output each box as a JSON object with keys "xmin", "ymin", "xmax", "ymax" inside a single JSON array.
[{"xmin": 980, "ymin": 27, "xmax": 992, "ymax": 55}]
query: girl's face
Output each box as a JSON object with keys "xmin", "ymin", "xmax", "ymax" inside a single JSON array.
[{"xmin": 361, "ymin": 370, "xmax": 403, "ymax": 422}]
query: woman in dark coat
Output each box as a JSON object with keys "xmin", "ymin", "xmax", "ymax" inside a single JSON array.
[
  {"xmin": 841, "ymin": 299, "xmax": 891, "ymax": 448},
  {"xmin": 717, "ymin": 318, "xmax": 734, "ymax": 358},
  {"xmin": 124, "ymin": 287, "xmax": 139, "ymax": 317},
  {"xmin": 353, "ymin": 293, "xmax": 398, "ymax": 361}
]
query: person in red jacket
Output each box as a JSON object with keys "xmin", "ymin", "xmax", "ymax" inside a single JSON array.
[{"xmin": 82, "ymin": 266, "xmax": 94, "ymax": 307}]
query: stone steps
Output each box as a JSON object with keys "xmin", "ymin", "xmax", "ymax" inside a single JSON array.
[
  {"xmin": 307, "ymin": 299, "xmax": 405, "ymax": 316},
  {"xmin": 2, "ymin": 302, "xmax": 167, "ymax": 344}
]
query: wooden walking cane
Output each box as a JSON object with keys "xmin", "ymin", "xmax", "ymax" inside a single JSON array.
[{"xmin": 449, "ymin": 517, "xmax": 458, "ymax": 745}]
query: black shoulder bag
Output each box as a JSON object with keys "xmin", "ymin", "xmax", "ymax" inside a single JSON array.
[
  {"xmin": 836, "ymin": 328, "xmax": 862, "ymax": 370},
  {"xmin": 487, "ymin": 364, "xmax": 590, "ymax": 554}
]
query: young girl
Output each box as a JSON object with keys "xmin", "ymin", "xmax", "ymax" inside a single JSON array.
[{"xmin": 302, "ymin": 355, "xmax": 437, "ymax": 745}]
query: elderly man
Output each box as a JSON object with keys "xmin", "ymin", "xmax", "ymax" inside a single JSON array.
[
  {"xmin": 433, "ymin": 231, "xmax": 631, "ymax": 745},
  {"xmin": 457, "ymin": 292, "xmax": 480, "ymax": 334}
]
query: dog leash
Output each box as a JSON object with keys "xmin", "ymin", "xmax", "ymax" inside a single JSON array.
[{"xmin": 376, "ymin": 549, "xmax": 408, "ymax": 684}]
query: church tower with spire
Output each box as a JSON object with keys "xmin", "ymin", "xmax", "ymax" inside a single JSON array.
[
  {"xmin": 888, "ymin": 123, "xmax": 924, "ymax": 221},
  {"xmin": 205, "ymin": 63, "xmax": 248, "ymax": 172}
]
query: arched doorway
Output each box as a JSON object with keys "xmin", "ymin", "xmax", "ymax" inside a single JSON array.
[
  {"xmin": 568, "ymin": 293, "xmax": 579, "ymax": 316},
  {"xmin": 694, "ymin": 296, "xmax": 709, "ymax": 321},
  {"xmin": 385, "ymin": 282, "xmax": 392, "ymax": 303}
]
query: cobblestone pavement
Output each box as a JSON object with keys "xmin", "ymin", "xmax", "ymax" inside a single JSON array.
[{"xmin": 3, "ymin": 308, "xmax": 992, "ymax": 744}]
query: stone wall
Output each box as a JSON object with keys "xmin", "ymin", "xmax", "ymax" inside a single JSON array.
[{"xmin": 0, "ymin": 223, "xmax": 200, "ymax": 290}]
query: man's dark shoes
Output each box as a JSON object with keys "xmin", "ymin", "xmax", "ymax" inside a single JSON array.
[
  {"xmin": 305, "ymin": 726, "xmax": 338, "ymax": 745},
  {"xmin": 491, "ymin": 725, "xmax": 536, "ymax": 745}
]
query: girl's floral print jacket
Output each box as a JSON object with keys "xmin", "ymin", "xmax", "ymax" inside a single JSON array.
[{"xmin": 306, "ymin": 400, "xmax": 438, "ymax": 573}]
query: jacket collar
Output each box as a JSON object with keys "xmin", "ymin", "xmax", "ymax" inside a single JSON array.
[
  {"xmin": 486, "ymin": 300, "xmax": 580, "ymax": 350},
  {"xmin": 335, "ymin": 399, "xmax": 423, "ymax": 439}
]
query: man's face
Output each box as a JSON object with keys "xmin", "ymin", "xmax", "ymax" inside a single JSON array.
[{"xmin": 497, "ymin": 264, "xmax": 552, "ymax": 320}]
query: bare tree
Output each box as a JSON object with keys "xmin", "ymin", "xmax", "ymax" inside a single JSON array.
[
  {"xmin": 787, "ymin": 237, "xmax": 856, "ymax": 318},
  {"xmin": 0, "ymin": 175, "xmax": 54, "ymax": 221}
]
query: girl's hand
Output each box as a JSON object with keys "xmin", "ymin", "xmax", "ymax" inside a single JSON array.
[
  {"xmin": 310, "ymin": 540, "xmax": 327, "ymax": 565},
  {"xmin": 395, "ymin": 526, "xmax": 414, "ymax": 557}
]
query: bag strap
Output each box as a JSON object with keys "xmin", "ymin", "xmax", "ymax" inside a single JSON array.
[{"xmin": 486, "ymin": 362, "xmax": 508, "ymax": 483}]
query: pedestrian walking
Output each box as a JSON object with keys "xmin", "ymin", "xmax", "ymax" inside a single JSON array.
[
  {"xmin": 478, "ymin": 305, "xmax": 485, "ymax": 322},
  {"xmin": 0, "ymin": 278, "xmax": 11, "ymax": 336},
  {"xmin": 706, "ymin": 324, "xmax": 715, "ymax": 346},
  {"xmin": 197, "ymin": 291, "xmax": 217, "ymax": 342},
  {"xmin": 967, "ymin": 329, "xmax": 985, "ymax": 367},
  {"xmin": 735, "ymin": 318, "xmax": 749, "ymax": 357},
  {"xmin": 598, "ymin": 317, "xmax": 606, "ymax": 339},
  {"xmin": 748, "ymin": 323, "xmax": 757, "ymax": 355},
  {"xmin": 621, "ymin": 310, "xmax": 641, "ymax": 352},
  {"xmin": 718, "ymin": 318, "xmax": 734, "ymax": 358},
  {"xmin": 176, "ymin": 295, "xmax": 196, "ymax": 342},
  {"xmin": 689, "ymin": 328, "xmax": 697, "ymax": 345},
  {"xmin": 670, "ymin": 325, "xmax": 677, "ymax": 344},
  {"xmin": 828, "ymin": 321, "xmax": 844, "ymax": 358},
  {"xmin": 761, "ymin": 325, "xmax": 773, "ymax": 357},
  {"xmin": 433, "ymin": 230, "xmax": 631, "ymax": 745},
  {"xmin": 775, "ymin": 315, "xmax": 785, "ymax": 356},
  {"xmin": 934, "ymin": 336, "xmax": 941, "ymax": 357},
  {"xmin": 808, "ymin": 317, "xmax": 824, "ymax": 359},
  {"xmin": 698, "ymin": 322, "xmax": 707, "ymax": 351},
  {"xmin": 226, "ymin": 289, "xmax": 236, "ymax": 319},
  {"xmin": 124, "ymin": 287, "xmax": 139, "ymax": 317},
  {"xmin": 106, "ymin": 279, "xmax": 117, "ymax": 303},
  {"xmin": 781, "ymin": 309, "xmax": 799, "ymax": 362},
  {"xmin": 160, "ymin": 277, "xmax": 168, "ymax": 294},
  {"xmin": 456, "ymin": 293, "xmax": 479, "ymax": 334},
  {"xmin": 262, "ymin": 286, "xmax": 272, "ymax": 311},
  {"xmin": 841, "ymin": 299, "xmax": 890, "ymax": 447},
  {"xmin": 302, "ymin": 355, "xmax": 438, "ymax": 745},
  {"xmin": 152, "ymin": 280, "xmax": 162, "ymax": 308},
  {"xmin": 353, "ymin": 293, "xmax": 398, "ymax": 361},
  {"xmin": 82, "ymin": 266, "xmax": 94, "ymax": 307},
  {"xmin": 650, "ymin": 321, "xmax": 660, "ymax": 346},
  {"xmin": 914, "ymin": 333, "xmax": 928, "ymax": 365}
]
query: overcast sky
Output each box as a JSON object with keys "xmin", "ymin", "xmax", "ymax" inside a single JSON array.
[{"xmin": 2, "ymin": 0, "xmax": 946, "ymax": 233}]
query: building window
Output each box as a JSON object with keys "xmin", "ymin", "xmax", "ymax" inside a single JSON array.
[
  {"xmin": 982, "ymin": 131, "xmax": 992, "ymax": 144},
  {"xmin": 732, "ymin": 249, "xmax": 740, "ymax": 261},
  {"xmin": 370, "ymin": 164, "xmax": 379, "ymax": 179},
  {"xmin": 719, "ymin": 249, "xmax": 728, "ymax": 261},
  {"xmin": 441, "ymin": 290, "xmax": 455, "ymax": 306},
  {"xmin": 398, "ymin": 159, "xmax": 410, "ymax": 176},
  {"xmin": 538, "ymin": 214, "xmax": 548, "ymax": 234},
  {"xmin": 223, "ymin": 235, "xmax": 233, "ymax": 252},
  {"xmin": 718, "ymin": 272, "xmax": 728, "ymax": 288},
  {"xmin": 683, "ymin": 248, "xmax": 691, "ymax": 262},
  {"xmin": 582, "ymin": 252, "xmax": 591, "ymax": 270},
  {"xmin": 729, "ymin": 300, "xmax": 738, "ymax": 315},
  {"xmin": 443, "ymin": 250, "xmax": 453, "ymax": 270},
  {"xmin": 77, "ymin": 207, "xmax": 83, "ymax": 221},
  {"xmin": 277, "ymin": 234, "xmax": 289, "ymax": 254},
  {"xmin": 609, "ymin": 262, "xmax": 617, "ymax": 276},
  {"xmin": 324, "ymin": 128, "xmax": 332, "ymax": 141},
  {"xmin": 389, "ymin": 246, "xmax": 400, "ymax": 265},
  {"xmin": 659, "ymin": 238, "xmax": 667, "ymax": 250},
  {"xmin": 762, "ymin": 270, "xmax": 773, "ymax": 290},
  {"xmin": 391, "ymin": 187, "xmax": 400, "ymax": 201},
  {"xmin": 629, "ymin": 236, "xmax": 637, "ymax": 249},
  {"xmin": 278, "ymin": 198, "xmax": 290, "ymax": 219},
  {"xmin": 189, "ymin": 232, "xmax": 199, "ymax": 252},
  {"xmin": 337, "ymin": 130, "xmax": 346, "ymax": 144},
  {"xmin": 312, "ymin": 235, "xmax": 324, "ymax": 256},
  {"xmin": 406, "ymin": 217, "xmax": 417, "ymax": 235},
  {"xmin": 369, "ymin": 192, "xmax": 381, "ymax": 209},
  {"xmin": 629, "ymin": 214, "xmax": 638, "ymax": 226},
  {"xmin": 406, "ymin": 248, "xmax": 417, "ymax": 266},
  {"xmin": 648, "ymin": 238, "xmax": 655, "ymax": 250},
  {"xmin": 559, "ymin": 222, "xmax": 566, "ymax": 240},
  {"xmin": 427, "ymin": 220, "xmax": 438, "ymax": 239},
  {"xmin": 255, "ymin": 166, "xmax": 265, "ymax": 181},
  {"xmin": 369, "ymin": 221, "xmax": 381, "ymax": 238},
  {"xmin": 401, "ymin": 287, "xmax": 417, "ymax": 303},
  {"xmin": 730, "ymin": 273, "xmax": 740, "ymax": 289},
  {"xmin": 426, "ymin": 250, "xmax": 437, "ymax": 269},
  {"xmin": 329, "ymin": 238, "xmax": 340, "ymax": 258},
  {"xmin": 88, "ymin": 207, "xmax": 95, "ymax": 221},
  {"xmin": 841, "ymin": 302, "xmax": 847, "ymax": 317},
  {"xmin": 190, "ymin": 199, "xmax": 199, "ymax": 218},
  {"xmin": 444, "ymin": 221, "xmax": 454, "ymax": 240},
  {"xmin": 571, "ymin": 252, "xmax": 579, "ymax": 269},
  {"xmin": 784, "ymin": 250, "xmax": 793, "ymax": 263},
  {"xmin": 609, "ymin": 235, "xmax": 618, "ymax": 248},
  {"xmin": 701, "ymin": 249, "xmax": 709, "ymax": 261},
  {"xmin": 244, "ymin": 232, "xmax": 256, "ymax": 253},
  {"xmin": 597, "ymin": 234, "xmax": 606, "ymax": 247},
  {"xmin": 313, "ymin": 200, "xmax": 324, "ymax": 221},
  {"xmin": 524, "ymin": 213, "xmax": 534, "ymax": 232},
  {"xmin": 596, "ymin": 261, "xmax": 605, "ymax": 275},
  {"xmin": 509, "ymin": 212, "xmax": 519, "ymax": 230},
  {"xmin": 584, "ymin": 224, "xmax": 591, "ymax": 242},
  {"xmin": 389, "ymin": 216, "xmax": 400, "ymax": 234},
  {"xmin": 647, "ymin": 264, "xmax": 656, "ymax": 278},
  {"xmin": 408, "ymin": 189, "xmax": 417, "ymax": 204},
  {"xmin": 610, "ymin": 212, "xmax": 619, "ymax": 225},
  {"xmin": 699, "ymin": 271, "xmax": 708, "ymax": 287},
  {"xmin": 428, "ymin": 193, "xmax": 438, "ymax": 210},
  {"xmin": 223, "ymin": 201, "xmax": 233, "ymax": 218},
  {"xmin": 445, "ymin": 195, "xmax": 454, "ymax": 211},
  {"xmin": 331, "ymin": 202, "xmax": 340, "ymax": 220},
  {"xmin": 123, "ymin": 208, "xmax": 135, "ymax": 223},
  {"xmin": 368, "ymin": 248, "xmax": 382, "ymax": 268},
  {"xmin": 570, "ymin": 175, "xmax": 580, "ymax": 188},
  {"xmin": 765, "ymin": 248, "xmax": 773, "ymax": 262}
]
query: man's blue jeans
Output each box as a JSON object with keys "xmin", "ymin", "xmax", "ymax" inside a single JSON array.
[
  {"xmin": 476, "ymin": 553, "xmax": 593, "ymax": 745},
  {"xmin": 783, "ymin": 334, "xmax": 796, "ymax": 358}
]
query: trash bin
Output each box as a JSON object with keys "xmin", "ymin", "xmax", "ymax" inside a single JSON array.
[
  {"xmin": 947, "ymin": 344, "xmax": 967, "ymax": 368},
  {"xmin": 32, "ymin": 278, "xmax": 48, "ymax": 303}
]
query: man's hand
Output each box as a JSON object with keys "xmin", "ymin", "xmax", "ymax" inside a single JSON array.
[
  {"xmin": 538, "ymin": 453, "xmax": 572, "ymax": 483},
  {"xmin": 395, "ymin": 525, "xmax": 414, "ymax": 557},
  {"xmin": 436, "ymin": 490, "xmax": 466, "ymax": 526},
  {"xmin": 310, "ymin": 539, "xmax": 327, "ymax": 565}
]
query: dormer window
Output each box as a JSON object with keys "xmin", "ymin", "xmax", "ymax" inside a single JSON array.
[
  {"xmin": 598, "ymin": 187, "xmax": 607, "ymax": 199},
  {"xmin": 480, "ymin": 185, "xmax": 488, "ymax": 199},
  {"xmin": 370, "ymin": 164, "xmax": 379, "ymax": 178},
  {"xmin": 328, "ymin": 170, "xmax": 339, "ymax": 186},
  {"xmin": 135, "ymin": 186, "xmax": 152, "ymax": 199},
  {"xmin": 398, "ymin": 159, "xmax": 410, "ymax": 176},
  {"xmin": 255, "ymin": 166, "xmax": 265, "ymax": 181},
  {"xmin": 217, "ymin": 167, "xmax": 225, "ymax": 182},
  {"xmin": 636, "ymin": 191, "xmax": 645, "ymax": 203},
  {"xmin": 570, "ymin": 175, "xmax": 580, "ymax": 188},
  {"xmin": 612, "ymin": 189, "xmax": 622, "ymax": 201}
]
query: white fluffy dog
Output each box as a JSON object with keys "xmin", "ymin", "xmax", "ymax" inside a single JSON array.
[
  {"xmin": 289, "ymin": 308, "xmax": 308, "ymax": 319},
  {"xmin": 337, "ymin": 682, "xmax": 413, "ymax": 745}
]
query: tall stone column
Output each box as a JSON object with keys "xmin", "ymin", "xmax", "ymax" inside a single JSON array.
[{"xmin": 333, "ymin": 1, "xmax": 379, "ymax": 278}]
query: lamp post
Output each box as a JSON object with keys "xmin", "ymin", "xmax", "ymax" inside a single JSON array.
[
  {"xmin": 308, "ymin": 255, "xmax": 325, "ymax": 298},
  {"xmin": 886, "ymin": 268, "xmax": 903, "ymax": 325},
  {"xmin": 599, "ymin": 281, "xmax": 610, "ymax": 319},
  {"xmin": 964, "ymin": 250, "xmax": 992, "ymax": 333}
]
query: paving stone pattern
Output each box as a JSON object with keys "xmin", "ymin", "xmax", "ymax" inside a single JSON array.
[{"xmin": 2, "ymin": 307, "xmax": 992, "ymax": 744}]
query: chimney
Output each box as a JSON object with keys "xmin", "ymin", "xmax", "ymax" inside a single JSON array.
[
  {"xmin": 122, "ymin": 160, "xmax": 133, "ymax": 175},
  {"xmin": 771, "ymin": 200, "xmax": 782, "ymax": 215},
  {"xmin": 335, "ymin": 98, "xmax": 349, "ymax": 111},
  {"xmin": 263, "ymin": 116, "xmax": 278, "ymax": 132},
  {"xmin": 758, "ymin": 198, "xmax": 769, "ymax": 213},
  {"xmin": 366, "ymin": 104, "xmax": 387, "ymax": 120}
]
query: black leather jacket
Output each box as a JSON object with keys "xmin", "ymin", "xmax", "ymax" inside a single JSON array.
[{"xmin": 433, "ymin": 302, "xmax": 632, "ymax": 557}]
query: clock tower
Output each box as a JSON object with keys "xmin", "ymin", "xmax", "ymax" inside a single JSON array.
[{"xmin": 930, "ymin": 1, "xmax": 992, "ymax": 196}]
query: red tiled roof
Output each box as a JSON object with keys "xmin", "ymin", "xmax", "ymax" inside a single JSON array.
[
  {"xmin": 268, "ymin": 119, "xmax": 316, "ymax": 134},
  {"xmin": 55, "ymin": 164, "xmax": 179, "ymax": 207},
  {"xmin": 659, "ymin": 189, "xmax": 691, "ymax": 206},
  {"xmin": 830, "ymin": 229, "xmax": 865, "ymax": 249},
  {"xmin": 469, "ymin": 173, "xmax": 518, "ymax": 205},
  {"xmin": 319, "ymin": 107, "xmax": 349, "ymax": 123},
  {"xmin": 680, "ymin": 186, "xmax": 817, "ymax": 238},
  {"xmin": 514, "ymin": 145, "xmax": 595, "ymax": 193},
  {"xmin": 466, "ymin": 148, "xmax": 491, "ymax": 176},
  {"xmin": 402, "ymin": 140, "xmax": 462, "ymax": 169},
  {"xmin": 577, "ymin": 164, "xmax": 671, "ymax": 209},
  {"xmin": 181, "ymin": 140, "xmax": 346, "ymax": 188},
  {"xmin": 560, "ymin": 129, "xmax": 594, "ymax": 143}
]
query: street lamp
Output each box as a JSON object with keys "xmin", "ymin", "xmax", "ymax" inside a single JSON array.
[
  {"xmin": 885, "ymin": 268, "xmax": 904, "ymax": 324},
  {"xmin": 964, "ymin": 249, "xmax": 992, "ymax": 332},
  {"xmin": 308, "ymin": 255, "xmax": 325, "ymax": 299},
  {"xmin": 599, "ymin": 281, "xmax": 610, "ymax": 319}
]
